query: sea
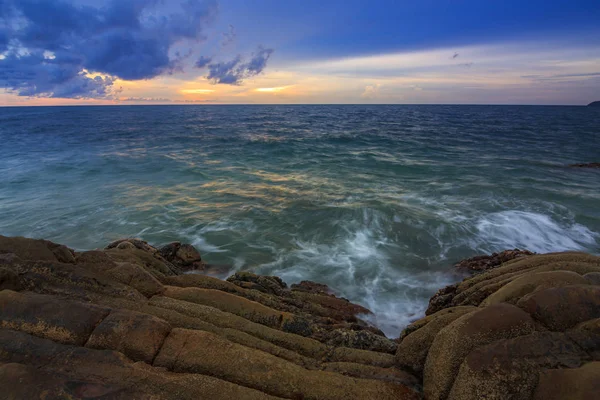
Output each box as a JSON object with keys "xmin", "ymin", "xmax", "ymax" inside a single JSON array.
[{"xmin": 1, "ymin": 104, "xmax": 599, "ymax": 337}]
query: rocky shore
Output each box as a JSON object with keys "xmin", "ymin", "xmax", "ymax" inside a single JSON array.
[{"xmin": 1, "ymin": 235, "xmax": 599, "ymax": 399}]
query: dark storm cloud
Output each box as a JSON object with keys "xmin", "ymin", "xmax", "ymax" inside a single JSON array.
[
  {"xmin": 0, "ymin": 0, "xmax": 217, "ymax": 98},
  {"xmin": 206, "ymin": 46, "xmax": 273, "ymax": 85},
  {"xmin": 195, "ymin": 55, "xmax": 213, "ymax": 68}
]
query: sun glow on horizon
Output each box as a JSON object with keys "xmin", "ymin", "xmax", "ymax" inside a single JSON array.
[
  {"xmin": 255, "ymin": 86, "xmax": 293, "ymax": 93},
  {"xmin": 180, "ymin": 89, "xmax": 216, "ymax": 94}
]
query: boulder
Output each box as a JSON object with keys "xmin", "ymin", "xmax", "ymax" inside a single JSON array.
[
  {"xmin": 423, "ymin": 303, "xmax": 537, "ymax": 400},
  {"xmin": 0, "ymin": 235, "xmax": 75, "ymax": 263},
  {"xmin": 448, "ymin": 332, "xmax": 591, "ymax": 400},
  {"xmin": 158, "ymin": 241, "xmax": 205, "ymax": 271},
  {"xmin": 481, "ymin": 270, "xmax": 588, "ymax": 306},
  {"xmin": 0, "ymin": 290, "xmax": 110, "ymax": 345},
  {"xmin": 533, "ymin": 362, "xmax": 600, "ymax": 400},
  {"xmin": 154, "ymin": 328, "xmax": 420, "ymax": 400},
  {"xmin": 291, "ymin": 280, "xmax": 332, "ymax": 295},
  {"xmin": 0, "ymin": 329, "xmax": 280, "ymax": 400},
  {"xmin": 105, "ymin": 262, "xmax": 165, "ymax": 297},
  {"xmin": 453, "ymin": 249, "xmax": 533, "ymax": 274},
  {"xmin": 163, "ymin": 286, "xmax": 287, "ymax": 329},
  {"xmin": 227, "ymin": 271, "xmax": 287, "ymax": 295},
  {"xmin": 86, "ymin": 309, "xmax": 172, "ymax": 363},
  {"xmin": 517, "ymin": 285, "xmax": 600, "ymax": 331},
  {"xmin": 396, "ymin": 306, "xmax": 476, "ymax": 376}
]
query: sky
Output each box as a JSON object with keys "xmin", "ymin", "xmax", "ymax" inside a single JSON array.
[{"xmin": 1, "ymin": 0, "xmax": 599, "ymax": 105}]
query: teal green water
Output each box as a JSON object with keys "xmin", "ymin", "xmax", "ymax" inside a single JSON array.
[{"xmin": 1, "ymin": 105, "xmax": 599, "ymax": 336}]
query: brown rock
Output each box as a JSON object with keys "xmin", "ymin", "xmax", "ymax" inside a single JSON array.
[
  {"xmin": 163, "ymin": 285, "xmax": 286, "ymax": 328},
  {"xmin": 426, "ymin": 252, "xmax": 600, "ymax": 315},
  {"xmin": 0, "ymin": 267, "xmax": 21, "ymax": 291},
  {"xmin": 0, "ymin": 362, "xmax": 132, "ymax": 400},
  {"xmin": 227, "ymin": 271, "xmax": 287, "ymax": 295},
  {"xmin": 86, "ymin": 309, "xmax": 172, "ymax": 364},
  {"xmin": 517, "ymin": 285, "xmax": 600, "ymax": 331},
  {"xmin": 0, "ymin": 290, "xmax": 110, "ymax": 345},
  {"xmin": 423, "ymin": 303, "xmax": 537, "ymax": 400},
  {"xmin": 0, "ymin": 235, "xmax": 75, "ymax": 263},
  {"xmin": 159, "ymin": 241, "xmax": 205, "ymax": 271},
  {"xmin": 533, "ymin": 362, "xmax": 600, "ymax": 400},
  {"xmin": 105, "ymin": 262, "xmax": 165, "ymax": 297},
  {"xmin": 425, "ymin": 284, "xmax": 458, "ymax": 315},
  {"xmin": 17, "ymin": 260, "xmax": 147, "ymax": 302},
  {"xmin": 106, "ymin": 238, "xmax": 158, "ymax": 254},
  {"xmin": 481, "ymin": 270, "xmax": 588, "ymax": 306},
  {"xmin": 396, "ymin": 306, "xmax": 476, "ymax": 377},
  {"xmin": 0, "ymin": 329, "xmax": 280, "ymax": 400},
  {"xmin": 453, "ymin": 249, "xmax": 534, "ymax": 274},
  {"xmin": 154, "ymin": 328, "xmax": 420, "ymax": 400},
  {"xmin": 583, "ymin": 271, "xmax": 600, "ymax": 285},
  {"xmin": 323, "ymin": 328, "xmax": 397, "ymax": 354},
  {"xmin": 449, "ymin": 331, "xmax": 590, "ymax": 400},
  {"xmin": 329, "ymin": 346, "xmax": 396, "ymax": 367},
  {"xmin": 291, "ymin": 280, "xmax": 332, "ymax": 295},
  {"xmin": 322, "ymin": 362, "xmax": 420, "ymax": 388}
]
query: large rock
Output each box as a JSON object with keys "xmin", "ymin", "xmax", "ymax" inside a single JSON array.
[
  {"xmin": 158, "ymin": 241, "xmax": 205, "ymax": 271},
  {"xmin": 0, "ymin": 290, "xmax": 110, "ymax": 345},
  {"xmin": 423, "ymin": 303, "xmax": 537, "ymax": 400},
  {"xmin": 0, "ymin": 235, "xmax": 75, "ymax": 263},
  {"xmin": 517, "ymin": 285, "xmax": 600, "ymax": 331},
  {"xmin": 3, "ymin": 235, "xmax": 600, "ymax": 399},
  {"xmin": 481, "ymin": 270, "xmax": 588, "ymax": 306},
  {"xmin": 453, "ymin": 249, "xmax": 534, "ymax": 274},
  {"xmin": 533, "ymin": 362, "xmax": 600, "ymax": 400},
  {"xmin": 426, "ymin": 252, "xmax": 600, "ymax": 315},
  {"xmin": 0, "ymin": 329, "xmax": 279, "ymax": 400},
  {"xmin": 154, "ymin": 328, "xmax": 419, "ymax": 400},
  {"xmin": 86, "ymin": 309, "xmax": 172, "ymax": 363},
  {"xmin": 402, "ymin": 250, "xmax": 600, "ymax": 400},
  {"xmin": 448, "ymin": 332, "xmax": 593, "ymax": 400},
  {"xmin": 396, "ymin": 306, "xmax": 476, "ymax": 377}
]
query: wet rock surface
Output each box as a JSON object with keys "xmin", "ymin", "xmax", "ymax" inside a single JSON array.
[{"xmin": 2, "ymin": 234, "xmax": 599, "ymax": 399}]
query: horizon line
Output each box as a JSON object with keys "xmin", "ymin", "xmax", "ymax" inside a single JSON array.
[{"xmin": 0, "ymin": 103, "xmax": 596, "ymax": 108}]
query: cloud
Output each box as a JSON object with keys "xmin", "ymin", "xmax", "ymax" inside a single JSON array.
[
  {"xmin": 0, "ymin": 0, "xmax": 218, "ymax": 98},
  {"xmin": 206, "ymin": 46, "xmax": 274, "ymax": 85},
  {"xmin": 0, "ymin": 51, "xmax": 116, "ymax": 98},
  {"xmin": 361, "ymin": 83, "xmax": 381, "ymax": 98},
  {"xmin": 195, "ymin": 55, "xmax": 213, "ymax": 68},
  {"xmin": 221, "ymin": 25, "xmax": 236, "ymax": 47}
]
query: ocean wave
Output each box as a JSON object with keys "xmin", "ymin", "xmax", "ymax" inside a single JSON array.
[
  {"xmin": 253, "ymin": 209, "xmax": 453, "ymax": 337},
  {"xmin": 473, "ymin": 210, "xmax": 599, "ymax": 254}
]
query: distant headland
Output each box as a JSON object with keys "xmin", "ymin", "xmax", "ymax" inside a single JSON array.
[{"xmin": 588, "ymin": 101, "xmax": 600, "ymax": 107}]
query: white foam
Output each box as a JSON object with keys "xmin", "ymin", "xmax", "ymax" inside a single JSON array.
[
  {"xmin": 473, "ymin": 210, "xmax": 599, "ymax": 253},
  {"xmin": 255, "ymin": 209, "xmax": 453, "ymax": 337},
  {"xmin": 191, "ymin": 236, "xmax": 228, "ymax": 253}
]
